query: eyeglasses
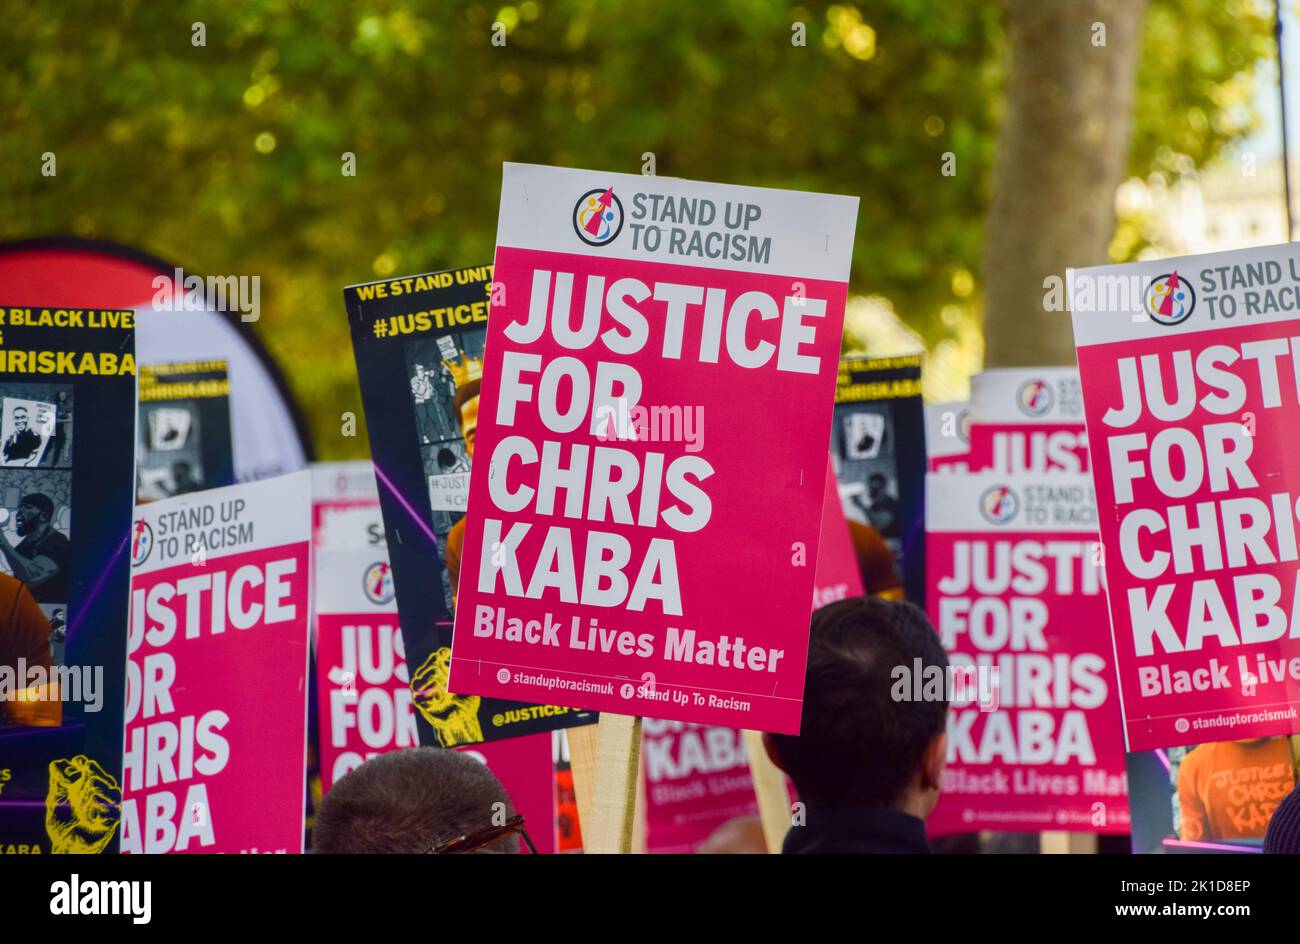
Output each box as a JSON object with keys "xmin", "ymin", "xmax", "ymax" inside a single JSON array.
[{"xmin": 426, "ymin": 814, "xmax": 537, "ymax": 854}]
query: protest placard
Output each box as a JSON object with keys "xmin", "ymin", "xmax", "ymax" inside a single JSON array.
[
  {"xmin": 831, "ymin": 354, "xmax": 926, "ymax": 600},
  {"xmin": 1070, "ymin": 245, "xmax": 1300, "ymax": 750},
  {"xmin": 314, "ymin": 540, "xmax": 558, "ymax": 851},
  {"xmin": 448, "ymin": 163, "xmax": 858, "ymax": 735},
  {"xmin": 926, "ymin": 400, "xmax": 971, "ymax": 473},
  {"xmin": 0, "ymin": 305, "xmax": 136, "ymax": 854},
  {"xmin": 965, "ymin": 367, "xmax": 1089, "ymax": 475},
  {"xmin": 315, "ymin": 545, "xmax": 412, "ymax": 790},
  {"xmin": 926, "ymin": 470, "xmax": 1129, "ymax": 834},
  {"xmin": 136, "ymin": 360, "xmax": 234, "ymax": 502},
  {"xmin": 813, "ymin": 458, "xmax": 864, "ymax": 610},
  {"xmin": 121, "ymin": 472, "xmax": 312, "ymax": 853},
  {"xmin": 641, "ymin": 720, "xmax": 762, "ymax": 854},
  {"xmin": 310, "ymin": 461, "xmax": 381, "ymax": 553},
  {"xmin": 455, "ymin": 733, "xmax": 558, "ymax": 854},
  {"xmin": 345, "ymin": 266, "xmax": 595, "ymax": 746}
]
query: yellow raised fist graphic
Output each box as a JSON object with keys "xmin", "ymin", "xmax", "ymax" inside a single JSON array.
[
  {"xmin": 45, "ymin": 755, "xmax": 121, "ymax": 854},
  {"xmin": 411, "ymin": 647, "xmax": 483, "ymax": 747}
]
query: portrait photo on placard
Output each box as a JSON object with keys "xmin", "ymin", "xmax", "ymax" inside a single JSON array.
[{"xmin": 0, "ymin": 382, "xmax": 73, "ymax": 469}]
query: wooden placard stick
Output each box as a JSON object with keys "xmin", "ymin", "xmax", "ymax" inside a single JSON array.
[
  {"xmin": 566, "ymin": 723, "xmax": 600, "ymax": 843},
  {"xmin": 1040, "ymin": 831, "xmax": 1097, "ymax": 854},
  {"xmin": 631, "ymin": 752, "xmax": 647, "ymax": 854},
  {"xmin": 583, "ymin": 713, "xmax": 643, "ymax": 854},
  {"xmin": 743, "ymin": 729, "xmax": 790, "ymax": 854}
]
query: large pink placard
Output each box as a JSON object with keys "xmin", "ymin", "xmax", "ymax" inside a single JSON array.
[
  {"xmin": 1071, "ymin": 246, "xmax": 1300, "ymax": 750},
  {"xmin": 121, "ymin": 472, "xmax": 312, "ymax": 853},
  {"xmin": 926, "ymin": 471, "xmax": 1129, "ymax": 834},
  {"xmin": 448, "ymin": 164, "xmax": 859, "ymax": 733}
]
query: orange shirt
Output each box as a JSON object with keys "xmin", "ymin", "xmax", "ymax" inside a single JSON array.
[
  {"xmin": 0, "ymin": 571, "xmax": 59, "ymax": 725},
  {"xmin": 1178, "ymin": 739, "xmax": 1296, "ymax": 841}
]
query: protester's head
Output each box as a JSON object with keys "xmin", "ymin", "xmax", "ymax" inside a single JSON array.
[
  {"xmin": 16, "ymin": 493, "xmax": 54, "ymax": 535},
  {"xmin": 868, "ymin": 473, "xmax": 886, "ymax": 498},
  {"xmin": 1264, "ymin": 782, "xmax": 1300, "ymax": 854},
  {"xmin": 767, "ymin": 597, "xmax": 948, "ymax": 817},
  {"xmin": 313, "ymin": 747, "xmax": 517, "ymax": 854}
]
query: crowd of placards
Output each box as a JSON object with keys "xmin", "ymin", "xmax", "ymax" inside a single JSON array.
[{"xmin": 2, "ymin": 164, "xmax": 1299, "ymax": 856}]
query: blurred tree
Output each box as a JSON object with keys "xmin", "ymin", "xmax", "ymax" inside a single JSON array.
[
  {"xmin": 983, "ymin": 0, "xmax": 1272, "ymax": 368},
  {"xmin": 983, "ymin": 0, "xmax": 1146, "ymax": 368},
  {"xmin": 0, "ymin": 0, "xmax": 1272, "ymax": 454}
]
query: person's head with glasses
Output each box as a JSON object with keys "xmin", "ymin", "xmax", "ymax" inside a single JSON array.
[{"xmin": 313, "ymin": 747, "xmax": 525, "ymax": 854}]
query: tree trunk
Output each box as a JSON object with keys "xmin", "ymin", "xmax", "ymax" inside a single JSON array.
[{"xmin": 982, "ymin": 0, "xmax": 1147, "ymax": 368}]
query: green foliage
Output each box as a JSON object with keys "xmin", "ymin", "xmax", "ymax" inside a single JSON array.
[{"xmin": 0, "ymin": 0, "xmax": 1271, "ymax": 456}]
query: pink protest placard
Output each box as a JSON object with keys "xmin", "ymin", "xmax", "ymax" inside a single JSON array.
[
  {"xmin": 926, "ymin": 471, "xmax": 1129, "ymax": 834},
  {"xmin": 315, "ymin": 544, "xmax": 558, "ymax": 852},
  {"xmin": 1070, "ymin": 245, "xmax": 1300, "ymax": 750},
  {"xmin": 315, "ymin": 547, "xmax": 416, "ymax": 790},
  {"xmin": 965, "ymin": 368, "xmax": 1089, "ymax": 474},
  {"xmin": 813, "ymin": 458, "xmax": 864, "ymax": 610},
  {"xmin": 455, "ymin": 733, "xmax": 558, "ymax": 855},
  {"xmin": 121, "ymin": 472, "xmax": 312, "ymax": 853},
  {"xmin": 448, "ymin": 164, "xmax": 859, "ymax": 733},
  {"xmin": 641, "ymin": 721, "xmax": 759, "ymax": 854}
]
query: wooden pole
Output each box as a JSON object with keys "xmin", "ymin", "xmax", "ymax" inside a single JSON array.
[
  {"xmin": 565, "ymin": 723, "xmax": 599, "ymax": 844},
  {"xmin": 583, "ymin": 713, "xmax": 642, "ymax": 854},
  {"xmin": 743, "ymin": 729, "xmax": 790, "ymax": 854},
  {"xmin": 631, "ymin": 749, "xmax": 647, "ymax": 854},
  {"xmin": 1040, "ymin": 831, "xmax": 1097, "ymax": 854}
]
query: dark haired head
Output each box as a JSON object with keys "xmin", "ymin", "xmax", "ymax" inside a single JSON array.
[
  {"xmin": 313, "ymin": 747, "xmax": 516, "ymax": 853},
  {"xmin": 1264, "ymin": 782, "xmax": 1300, "ymax": 854},
  {"xmin": 19, "ymin": 493, "xmax": 54, "ymax": 520},
  {"xmin": 770, "ymin": 597, "xmax": 948, "ymax": 810}
]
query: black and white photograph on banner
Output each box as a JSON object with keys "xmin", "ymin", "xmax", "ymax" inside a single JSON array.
[
  {"xmin": 0, "ymin": 382, "xmax": 72, "ymax": 469},
  {"xmin": 403, "ymin": 332, "xmax": 484, "ymax": 613},
  {"xmin": 136, "ymin": 359, "xmax": 234, "ymax": 501}
]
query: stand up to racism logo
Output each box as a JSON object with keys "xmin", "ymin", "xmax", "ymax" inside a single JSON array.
[
  {"xmin": 572, "ymin": 187, "xmax": 624, "ymax": 246},
  {"xmin": 978, "ymin": 485, "xmax": 1019, "ymax": 525},
  {"xmin": 131, "ymin": 519, "xmax": 154, "ymax": 566},
  {"xmin": 1143, "ymin": 270, "xmax": 1196, "ymax": 326},
  {"xmin": 1016, "ymin": 378, "xmax": 1054, "ymax": 417},
  {"xmin": 361, "ymin": 560, "xmax": 396, "ymax": 605}
]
